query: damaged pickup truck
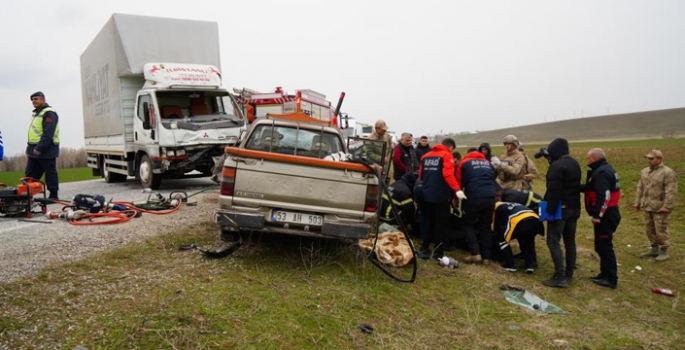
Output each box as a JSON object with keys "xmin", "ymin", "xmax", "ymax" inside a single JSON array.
[{"xmin": 215, "ymin": 112, "xmax": 381, "ymax": 241}]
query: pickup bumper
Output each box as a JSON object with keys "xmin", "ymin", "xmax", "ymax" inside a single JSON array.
[{"xmin": 215, "ymin": 209, "xmax": 370, "ymax": 240}]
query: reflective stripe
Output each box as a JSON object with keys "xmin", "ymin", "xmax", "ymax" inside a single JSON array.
[{"xmin": 27, "ymin": 107, "xmax": 60, "ymax": 144}]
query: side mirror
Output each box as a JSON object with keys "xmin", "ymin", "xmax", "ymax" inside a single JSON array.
[{"xmin": 143, "ymin": 102, "xmax": 151, "ymax": 130}]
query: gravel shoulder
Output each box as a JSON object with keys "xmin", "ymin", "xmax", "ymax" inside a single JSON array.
[{"xmin": 0, "ymin": 178, "xmax": 219, "ymax": 284}]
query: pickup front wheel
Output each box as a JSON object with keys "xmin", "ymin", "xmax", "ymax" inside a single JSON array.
[{"xmin": 139, "ymin": 154, "xmax": 162, "ymax": 190}]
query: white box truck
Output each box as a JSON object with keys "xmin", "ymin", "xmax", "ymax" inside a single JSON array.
[{"xmin": 81, "ymin": 14, "xmax": 246, "ymax": 189}]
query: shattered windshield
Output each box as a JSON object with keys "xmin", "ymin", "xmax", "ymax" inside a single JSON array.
[
  {"xmin": 246, "ymin": 124, "xmax": 343, "ymax": 159},
  {"xmin": 156, "ymin": 91, "xmax": 245, "ymax": 130}
]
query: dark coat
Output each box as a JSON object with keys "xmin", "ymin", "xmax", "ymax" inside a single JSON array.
[{"xmin": 544, "ymin": 138, "xmax": 581, "ymax": 214}]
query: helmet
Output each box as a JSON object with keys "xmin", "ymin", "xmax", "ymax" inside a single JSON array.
[{"xmin": 502, "ymin": 135, "xmax": 520, "ymax": 147}]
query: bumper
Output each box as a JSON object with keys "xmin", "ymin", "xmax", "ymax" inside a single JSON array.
[{"xmin": 215, "ymin": 209, "xmax": 370, "ymax": 239}]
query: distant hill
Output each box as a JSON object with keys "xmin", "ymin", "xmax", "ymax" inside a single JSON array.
[{"xmin": 449, "ymin": 107, "xmax": 685, "ymax": 146}]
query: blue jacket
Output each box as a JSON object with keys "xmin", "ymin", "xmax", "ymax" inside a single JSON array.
[
  {"xmin": 0, "ymin": 121, "xmax": 4, "ymax": 160},
  {"xmin": 418, "ymin": 144, "xmax": 460, "ymax": 203},
  {"xmin": 456, "ymin": 150, "xmax": 497, "ymax": 199}
]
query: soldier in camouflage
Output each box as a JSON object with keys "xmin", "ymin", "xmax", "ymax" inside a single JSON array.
[
  {"xmin": 493, "ymin": 135, "xmax": 527, "ymax": 190},
  {"xmin": 635, "ymin": 150, "xmax": 678, "ymax": 261}
]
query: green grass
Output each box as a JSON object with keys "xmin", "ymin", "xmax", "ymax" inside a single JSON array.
[
  {"xmin": 0, "ymin": 167, "xmax": 98, "ymax": 185},
  {"xmin": 1, "ymin": 139, "xmax": 684, "ymax": 349}
]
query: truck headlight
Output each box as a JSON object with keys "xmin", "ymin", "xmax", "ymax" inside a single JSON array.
[
  {"xmin": 166, "ymin": 150, "xmax": 176, "ymax": 157},
  {"xmin": 176, "ymin": 149, "xmax": 186, "ymax": 156}
]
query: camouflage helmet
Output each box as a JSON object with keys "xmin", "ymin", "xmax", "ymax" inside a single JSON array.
[{"xmin": 502, "ymin": 135, "xmax": 520, "ymax": 147}]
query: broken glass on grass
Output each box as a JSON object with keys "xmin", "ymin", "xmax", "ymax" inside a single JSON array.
[{"xmin": 500, "ymin": 285, "xmax": 567, "ymax": 313}]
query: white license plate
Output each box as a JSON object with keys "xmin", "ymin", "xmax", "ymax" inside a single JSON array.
[{"xmin": 272, "ymin": 210, "xmax": 323, "ymax": 226}]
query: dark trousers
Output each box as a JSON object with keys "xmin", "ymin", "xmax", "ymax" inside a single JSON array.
[
  {"xmin": 463, "ymin": 196, "xmax": 495, "ymax": 259},
  {"xmin": 594, "ymin": 208, "xmax": 621, "ymax": 284},
  {"xmin": 419, "ymin": 201, "xmax": 451, "ymax": 257},
  {"xmin": 500, "ymin": 217, "xmax": 538, "ymax": 269},
  {"xmin": 546, "ymin": 208, "xmax": 580, "ymax": 278},
  {"xmin": 25, "ymin": 157, "xmax": 59, "ymax": 194}
]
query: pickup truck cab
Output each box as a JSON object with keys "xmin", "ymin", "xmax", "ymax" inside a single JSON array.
[{"xmin": 215, "ymin": 112, "xmax": 380, "ymax": 240}]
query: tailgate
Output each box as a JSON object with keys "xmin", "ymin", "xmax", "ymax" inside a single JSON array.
[{"xmin": 233, "ymin": 159, "xmax": 370, "ymax": 214}]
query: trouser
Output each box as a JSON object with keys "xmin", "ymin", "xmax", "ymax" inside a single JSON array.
[
  {"xmin": 500, "ymin": 217, "xmax": 538, "ymax": 269},
  {"xmin": 644, "ymin": 211, "xmax": 671, "ymax": 248},
  {"xmin": 419, "ymin": 201, "xmax": 451, "ymax": 257},
  {"xmin": 594, "ymin": 208, "xmax": 621, "ymax": 284},
  {"xmin": 463, "ymin": 196, "xmax": 495, "ymax": 259},
  {"xmin": 546, "ymin": 207, "xmax": 580, "ymax": 278},
  {"xmin": 25, "ymin": 157, "xmax": 59, "ymax": 194}
]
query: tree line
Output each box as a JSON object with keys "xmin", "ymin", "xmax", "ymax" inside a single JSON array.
[{"xmin": 0, "ymin": 148, "xmax": 87, "ymax": 172}]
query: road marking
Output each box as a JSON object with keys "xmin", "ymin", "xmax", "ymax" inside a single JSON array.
[{"xmin": 0, "ymin": 222, "xmax": 37, "ymax": 234}]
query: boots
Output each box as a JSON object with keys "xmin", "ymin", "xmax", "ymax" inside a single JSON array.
[
  {"xmin": 640, "ymin": 245, "xmax": 659, "ymax": 258},
  {"xmin": 464, "ymin": 254, "xmax": 482, "ymax": 264},
  {"xmin": 655, "ymin": 248, "xmax": 670, "ymax": 262},
  {"xmin": 541, "ymin": 274, "xmax": 569, "ymax": 288}
]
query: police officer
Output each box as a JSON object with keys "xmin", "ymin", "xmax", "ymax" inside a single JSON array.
[{"xmin": 26, "ymin": 91, "xmax": 60, "ymax": 199}]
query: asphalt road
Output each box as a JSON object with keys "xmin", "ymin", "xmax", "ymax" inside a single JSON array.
[{"xmin": 0, "ymin": 176, "xmax": 220, "ymax": 283}]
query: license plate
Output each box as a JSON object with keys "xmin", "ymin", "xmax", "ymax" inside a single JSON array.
[{"xmin": 272, "ymin": 210, "xmax": 323, "ymax": 226}]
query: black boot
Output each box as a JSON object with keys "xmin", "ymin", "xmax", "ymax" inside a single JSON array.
[
  {"xmin": 541, "ymin": 274, "xmax": 569, "ymax": 288},
  {"xmin": 48, "ymin": 191, "xmax": 58, "ymax": 200}
]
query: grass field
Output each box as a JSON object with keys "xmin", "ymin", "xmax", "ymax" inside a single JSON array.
[
  {"xmin": 0, "ymin": 167, "xmax": 98, "ymax": 185},
  {"xmin": 1, "ymin": 140, "xmax": 684, "ymax": 349}
]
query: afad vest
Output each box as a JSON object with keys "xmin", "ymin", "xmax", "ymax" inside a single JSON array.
[{"xmin": 28, "ymin": 107, "xmax": 60, "ymax": 144}]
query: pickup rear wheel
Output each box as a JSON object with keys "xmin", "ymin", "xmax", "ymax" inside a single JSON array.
[{"xmin": 139, "ymin": 154, "xmax": 162, "ymax": 189}]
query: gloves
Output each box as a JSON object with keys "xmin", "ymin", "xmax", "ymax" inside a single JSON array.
[
  {"xmin": 456, "ymin": 190, "xmax": 467, "ymax": 200},
  {"xmin": 490, "ymin": 156, "xmax": 501, "ymax": 167}
]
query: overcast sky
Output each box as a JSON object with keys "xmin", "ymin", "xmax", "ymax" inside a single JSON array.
[{"xmin": 1, "ymin": 0, "xmax": 683, "ymax": 156}]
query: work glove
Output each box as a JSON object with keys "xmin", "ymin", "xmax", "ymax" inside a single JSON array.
[
  {"xmin": 456, "ymin": 190, "xmax": 467, "ymax": 200},
  {"xmin": 490, "ymin": 156, "xmax": 501, "ymax": 168}
]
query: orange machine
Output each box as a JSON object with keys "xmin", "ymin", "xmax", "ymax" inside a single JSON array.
[{"xmin": 0, "ymin": 177, "xmax": 48, "ymax": 218}]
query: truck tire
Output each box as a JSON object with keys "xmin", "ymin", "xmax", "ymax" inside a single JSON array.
[
  {"xmin": 139, "ymin": 154, "xmax": 162, "ymax": 189},
  {"xmin": 102, "ymin": 160, "xmax": 127, "ymax": 183}
]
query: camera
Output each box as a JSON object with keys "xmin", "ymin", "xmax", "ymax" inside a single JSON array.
[{"xmin": 534, "ymin": 148, "xmax": 549, "ymax": 159}]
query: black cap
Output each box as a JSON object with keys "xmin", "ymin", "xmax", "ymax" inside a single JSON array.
[{"xmin": 30, "ymin": 91, "xmax": 45, "ymax": 99}]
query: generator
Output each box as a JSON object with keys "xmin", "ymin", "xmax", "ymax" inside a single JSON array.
[{"xmin": 0, "ymin": 178, "xmax": 48, "ymax": 218}]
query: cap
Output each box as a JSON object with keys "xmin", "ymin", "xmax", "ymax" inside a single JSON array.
[
  {"xmin": 30, "ymin": 91, "xmax": 45, "ymax": 99},
  {"xmin": 502, "ymin": 134, "xmax": 520, "ymax": 147},
  {"xmin": 645, "ymin": 150, "xmax": 663, "ymax": 159},
  {"xmin": 374, "ymin": 119, "xmax": 388, "ymax": 131}
]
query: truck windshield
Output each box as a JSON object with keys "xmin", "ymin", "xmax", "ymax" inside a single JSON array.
[
  {"xmin": 156, "ymin": 91, "xmax": 245, "ymax": 130},
  {"xmin": 246, "ymin": 124, "xmax": 343, "ymax": 159}
]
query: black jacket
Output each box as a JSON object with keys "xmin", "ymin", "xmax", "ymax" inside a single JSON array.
[
  {"xmin": 584, "ymin": 158, "xmax": 621, "ymax": 219},
  {"xmin": 479, "ymin": 142, "xmax": 492, "ymax": 161},
  {"xmin": 415, "ymin": 143, "xmax": 431, "ymax": 160},
  {"xmin": 544, "ymin": 138, "xmax": 581, "ymax": 214}
]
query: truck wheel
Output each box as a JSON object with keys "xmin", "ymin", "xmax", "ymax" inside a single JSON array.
[
  {"xmin": 139, "ymin": 154, "xmax": 162, "ymax": 189},
  {"xmin": 102, "ymin": 161, "xmax": 127, "ymax": 183}
]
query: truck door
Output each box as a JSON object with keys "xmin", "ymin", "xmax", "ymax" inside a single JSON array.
[{"xmin": 134, "ymin": 93, "xmax": 157, "ymax": 147}]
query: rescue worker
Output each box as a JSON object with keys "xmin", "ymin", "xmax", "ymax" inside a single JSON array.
[
  {"xmin": 392, "ymin": 132, "xmax": 419, "ymax": 180},
  {"xmin": 497, "ymin": 186, "xmax": 544, "ymax": 269},
  {"xmin": 635, "ymin": 150, "xmax": 678, "ymax": 261},
  {"xmin": 492, "ymin": 135, "xmax": 527, "ymax": 190},
  {"xmin": 365, "ymin": 119, "xmax": 393, "ymax": 179},
  {"xmin": 25, "ymin": 91, "xmax": 60, "ymax": 199},
  {"xmin": 379, "ymin": 171, "xmax": 418, "ymax": 233},
  {"xmin": 455, "ymin": 148, "xmax": 497, "ymax": 263},
  {"xmin": 492, "ymin": 201, "xmax": 540, "ymax": 273},
  {"xmin": 518, "ymin": 143, "xmax": 539, "ymax": 190},
  {"xmin": 584, "ymin": 148, "xmax": 621, "ymax": 289},
  {"xmin": 479, "ymin": 142, "xmax": 492, "ymax": 161},
  {"xmin": 417, "ymin": 138, "xmax": 463, "ymax": 260}
]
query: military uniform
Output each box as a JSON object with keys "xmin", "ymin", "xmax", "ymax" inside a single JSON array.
[
  {"xmin": 497, "ymin": 149, "xmax": 526, "ymax": 190},
  {"xmin": 635, "ymin": 152, "xmax": 678, "ymax": 250}
]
